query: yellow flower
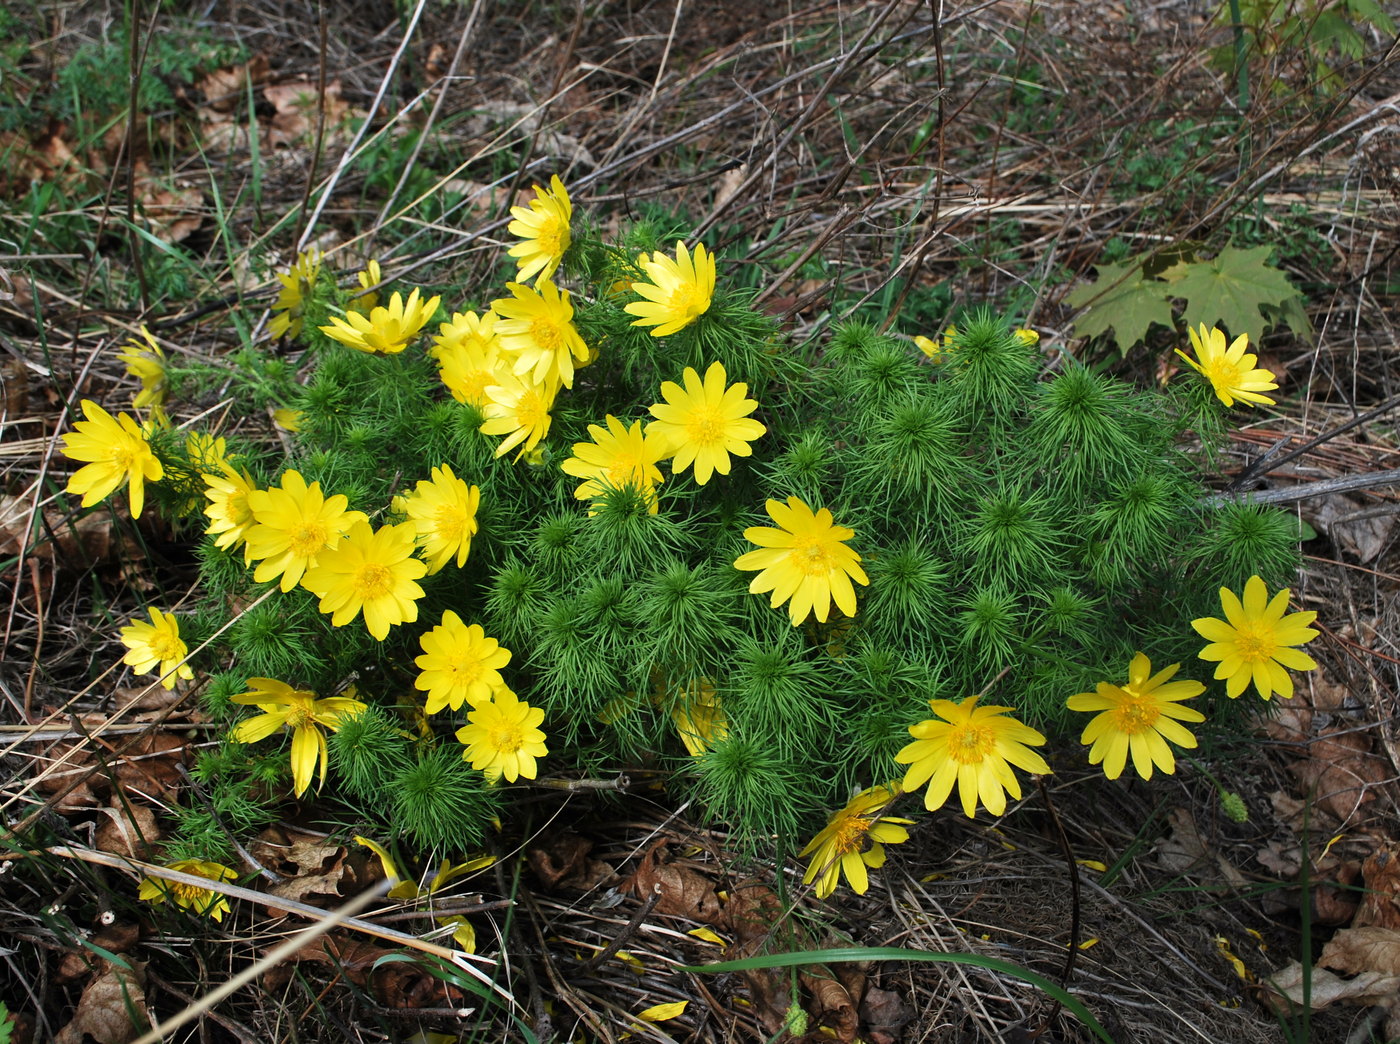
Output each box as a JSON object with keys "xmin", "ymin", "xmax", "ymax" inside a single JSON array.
[
  {"xmin": 119, "ymin": 607, "xmax": 194, "ymax": 689},
  {"xmin": 319, "ymin": 287, "xmax": 441, "ymax": 354},
  {"xmin": 733, "ymin": 496, "xmax": 870, "ymax": 626},
  {"xmin": 1191, "ymin": 575, "xmax": 1319, "ymax": 699},
  {"xmin": 355, "ymin": 837, "xmax": 494, "ymax": 949},
  {"xmin": 1175, "ymin": 324, "xmax": 1278, "ymax": 408},
  {"xmin": 415, "ymin": 610, "xmax": 512, "ymax": 714},
  {"xmin": 914, "ymin": 334, "xmax": 944, "ymax": 360},
  {"xmin": 1066, "ymin": 653, "xmax": 1206, "ymax": 780},
  {"xmin": 117, "ymin": 326, "xmax": 168, "ymax": 409},
  {"xmin": 479, "ymin": 370, "xmax": 557, "ymax": 460},
  {"xmin": 203, "ymin": 463, "xmax": 259, "ymax": 557},
  {"xmin": 301, "ymin": 520, "xmax": 426, "ymax": 641},
  {"xmin": 397, "ymin": 464, "xmax": 480, "ymax": 573},
  {"xmin": 560, "ymin": 415, "xmax": 667, "ymax": 514},
  {"xmin": 270, "ymin": 250, "xmax": 321, "ymax": 340},
  {"xmin": 139, "ymin": 859, "xmax": 239, "ymax": 921},
  {"xmin": 492, "ymin": 279, "xmax": 590, "ymax": 390},
  {"xmin": 230, "ymin": 678, "xmax": 367, "ymax": 797},
  {"xmin": 349, "ymin": 259, "xmax": 382, "ymax": 316},
  {"xmin": 895, "ymin": 695, "xmax": 1051, "ymax": 818},
  {"xmin": 185, "ymin": 432, "xmax": 232, "ymax": 474},
  {"xmin": 1014, "ymin": 327, "xmax": 1039, "ymax": 346},
  {"xmin": 272, "ymin": 407, "xmax": 302, "ymax": 432},
  {"xmin": 624, "ymin": 241, "xmax": 716, "ymax": 337},
  {"xmin": 646, "ymin": 361, "xmax": 766, "ymax": 485},
  {"xmin": 800, "ymin": 784, "xmax": 912, "ymax": 899},
  {"xmin": 244, "ymin": 470, "xmax": 368, "ymax": 592},
  {"xmin": 507, "ymin": 174, "xmax": 572, "ymax": 284},
  {"xmin": 434, "ymin": 311, "xmax": 506, "ymax": 407},
  {"xmin": 670, "ymin": 677, "xmax": 728, "ymax": 756},
  {"xmin": 61, "ymin": 399, "xmax": 164, "ymax": 518},
  {"xmin": 456, "ymin": 689, "xmax": 547, "ymax": 782}
]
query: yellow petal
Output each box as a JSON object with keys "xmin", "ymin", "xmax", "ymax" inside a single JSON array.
[
  {"xmin": 686, "ymin": 927, "xmax": 726, "ymax": 945},
  {"xmin": 637, "ymin": 1001, "xmax": 688, "ymax": 1022}
]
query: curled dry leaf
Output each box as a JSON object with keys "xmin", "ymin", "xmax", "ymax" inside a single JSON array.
[
  {"xmin": 624, "ymin": 842, "xmax": 723, "ymax": 923},
  {"xmin": 251, "ymin": 828, "xmax": 356, "ymax": 907},
  {"xmin": 1356, "ymin": 845, "xmax": 1400, "ymax": 930},
  {"xmin": 1266, "ymin": 926, "xmax": 1400, "ymax": 1017},
  {"xmin": 93, "ymin": 800, "xmax": 162, "ymax": 860},
  {"xmin": 1288, "ymin": 727, "xmax": 1386, "ymax": 826},
  {"xmin": 528, "ymin": 831, "xmax": 612, "ymax": 891},
  {"xmin": 54, "ymin": 960, "xmax": 149, "ymax": 1044}
]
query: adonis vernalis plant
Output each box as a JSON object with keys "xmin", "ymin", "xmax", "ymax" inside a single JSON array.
[{"xmin": 59, "ymin": 174, "xmax": 1319, "ymax": 904}]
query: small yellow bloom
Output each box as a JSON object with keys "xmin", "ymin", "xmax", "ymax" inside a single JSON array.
[
  {"xmin": 1066, "ymin": 653, "xmax": 1206, "ymax": 780},
  {"xmin": 624, "ymin": 241, "xmax": 716, "ymax": 337},
  {"xmin": 1191, "ymin": 575, "xmax": 1319, "ymax": 699},
  {"xmin": 492, "ymin": 279, "xmax": 590, "ymax": 390},
  {"xmin": 415, "ymin": 610, "xmax": 512, "ymax": 715},
  {"xmin": 270, "ymin": 250, "xmax": 321, "ymax": 340},
  {"xmin": 272, "ymin": 407, "xmax": 302, "ymax": 432},
  {"xmin": 560, "ymin": 415, "xmax": 667, "ymax": 514},
  {"xmin": 244, "ymin": 470, "xmax": 367, "ymax": 592},
  {"xmin": 800, "ymin": 783, "xmax": 912, "ymax": 899},
  {"xmin": 398, "ymin": 464, "xmax": 480, "ymax": 573},
  {"xmin": 895, "ymin": 695, "xmax": 1051, "ymax": 818},
  {"xmin": 203, "ymin": 463, "xmax": 259, "ymax": 558},
  {"xmin": 117, "ymin": 326, "xmax": 168, "ymax": 408},
  {"xmin": 230, "ymin": 678, "xmax": 366, "ymax": 797},
  {"xmin": 349, "ymin": 259, "xmax": 382, "ymax": 316},
  {"xmin": 733, "ymin": 496, "xmax": 869, "ymax": 626},
  {"xmin": 456, "ymin": 689, "xmax": 547, "ymax": 783},
  {"xmin": 479, "ymin": 370, "xmax": 557, "ymax": 461},
  {"xmin": 319, "ymin": 288, "xmax": 441, "ymax": 354},
  {"xmin": 301, "ymin": 520, "xmax": 427, "ymax": 641},
  {"xmin": 646, "ymin": 362, "xmax": 766, "ymax": 485},
  {"xmin": 670, "ymin": 677, "xmax": 728, "ymax": 756},
  {"xmin": 1175, "ymin": 324, "xmax": 1278, "ymax": 408},
  {"xmin": 139, "ymin": 859, "xmax": 239, "ymax": 921},
  {"xmin": 60, "ymin": 399, "xmax": 164, "ymax": 518},
  {"xmin": 507, "ymin": 174, "xmax": 572, "ymax": 285},
  {"xmin": 119, "ymin": 607, "xmax": 194, "ymax": 689}
]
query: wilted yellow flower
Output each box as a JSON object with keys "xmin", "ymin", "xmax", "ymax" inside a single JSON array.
[
  {"xmin": 800, "ymin": 784, "xmax": 911, "ymax": 899},
  {"xmin": 270, "ymin": 250, "xmax": 320, "ymax": 340},
  {"xmin": 139, "ymin": 860, "xmax": 239, "ymax": 921},
  {"xmin": 117, "ymin": 326, "xmax": 168, "ymax": 408},
  {"xmin": 230, "ymin": 678, "xmax": 366, "ymax": 797}
]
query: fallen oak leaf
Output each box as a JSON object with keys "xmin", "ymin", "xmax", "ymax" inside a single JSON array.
[
  {"xmin": 1356, "ymin": 845, "xmax": 1400, "ymax": 930},
  {"xmin": 54, "ymin": 959, "xmax": 150, "ymax": 1044}
]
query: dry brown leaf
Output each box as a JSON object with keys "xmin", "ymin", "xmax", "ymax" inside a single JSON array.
[
  {"xmin": 1308, "ymin": 493, "xmax": 1395, "ymax": 563},
  {"xmin": 93, "ymin": 801, "xmax": 161, "ymax": 860},
  {"xmin": 1356, "ymin": 846, "xmax": 1400, "ymax": 930},
  {"xmin": 1311, "ymin": 859, "xmax": 1362, "ymax": 926},
  {"xmin": 527, "ymin": 831, "xmax": 611, "ymax": 890},
  {"xmin": 861, "ymin": 986, "xmax": 915, "ymax": 1044},
  {"xmin": 54, "ymin": 961, "xmax": 149, "ymax": 1044},
  {"xmin": 1321, "ymin": 925, "xmax": 1400, "ymax": 977},
  {"xmin": 263, "ymin": 80, "xmax": 353, "ymax": 149},
  {"xmin": 1155, "ymin": 807, "xmax": 1209, "ymax": 874},
  {"xmin": 134, "ymin": 174, "xmax": 203, "ymax": 243},
  {"xmin": 196, "ymin": 54, "xmax": 270, "ymax": 113},
  {"xmin": 252, "ymin": 829, "xmax": 354, "ymax": 907},
  {"xmin": 1265, "ymin": 960, "xmax": 1399, "ymax": 1011},
  {"xmin": 1289, "ymin": 728, "xmax": 1386, "ymax": 825},
  {"xmin": 625, "ymin": 842, "xmax": 724, "ymax": 923},
  {"xmin": 263, "ymin": 934, "xmax": 463, "ymax": 1008}
]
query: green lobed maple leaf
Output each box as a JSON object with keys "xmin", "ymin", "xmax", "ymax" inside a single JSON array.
[
  {"xmin": 1160, "ymin": 244, "xmax": 1303, "ymax": 346},
  {"xmin": 1064, "ymin": 258, "xmax": 1176, "ymax": 355}
]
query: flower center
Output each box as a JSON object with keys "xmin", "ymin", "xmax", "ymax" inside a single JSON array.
[
  {"xmin": 830, "ymin": 815, "xmax": 872, "ymax": 856},
  {"xmin": 788, "ymin": 535, "xmax": 834, "ymax": 576},
  {"xmin": 530, "ymin": 319, "xmax": 564, "ymax": 353},
  {"xmin": 432, "ymin": 504, "xmax": 467, "ymax": 542},
  {"xmin": 668, "ymin": 284, "xmax": 703, "ymax": 321},
  {"xmin": 289, "ymin": 521, "xmax": 329, "ymax": 557},
  {"xmin": 489, "ymin": 724, "xmax": 523, "ymax": 755},
  {"xmin": 226, "ymin": 490, "xmax": 252, "ymax": 524},
  {"xmin": 149, "ymin": 631, "xmax": 182, "ymax": 661},
  {"xmin": 446, "ymin": 655, "xmax": 483, "ymax": 683},
  {"xmin": 535, "ymin": 218, "xmax": 566, "ymax": 257},
  {"xmin": 517, "ymin": 389, "xmax": 548, "ymax": 428},
  {"xmin": 1111, "ymin": 695, "xmax": 1161, "ymax": 735},
  {"xmin": 1234, "ymin": 628, "xmax": 1274, "ymax": 663},
  {"xmin": 172, "ymin": 881, "xmax": 213, "ymax": 905},
  {"xmin": 354, "ymin": 562, "xmax": 393, "ymax": 600},
  {"xmin": 1202, "ymin": 357, "xmax": 1240, "ymax": 389},
  {"xmin": 685, "ymin": 406, "xmax": 724, "ymax": 445},
  {"xmin": 946, "ymin": 722, "xmax": 995, "ymax": 764},
  {"xmin": 111, "ymin": 442, "xmax": 140, "ymax": 474}
]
